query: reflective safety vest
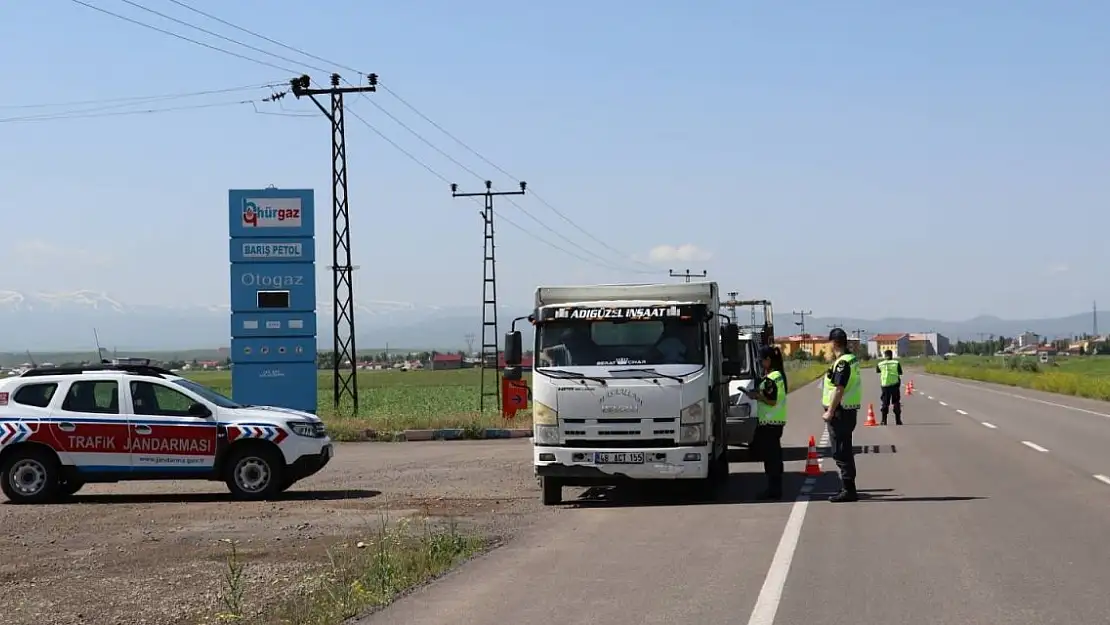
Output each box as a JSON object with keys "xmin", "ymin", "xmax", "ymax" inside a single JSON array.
[
  {"xmin": 757, "ymin": 370, "xmax": 787, "ymax": 425},
  {"xmin": 822, "ymin": 353, "xmax": 862, "ymax": 410},
  {"xmin": 878, "ymin": 358, "xmax": 901, "ymax": 387}
]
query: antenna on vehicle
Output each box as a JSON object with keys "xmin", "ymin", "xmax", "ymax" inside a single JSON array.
[
  {"xmin": 25, "ymin": 350, "xmax": 36, "ymax": 368},
  {"xmin": 93, "ymin": 328, "xmax": 105, "ymax": 363}
]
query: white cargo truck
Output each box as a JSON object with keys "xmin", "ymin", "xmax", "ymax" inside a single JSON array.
[{"xmin": 502, "ymin": 282, "xmax": 747, "ymax": 505}]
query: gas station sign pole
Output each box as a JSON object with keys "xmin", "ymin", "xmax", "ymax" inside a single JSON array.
[{"xmin": 228, "ymin": 188, "xmax": 318, "ymax": 413}]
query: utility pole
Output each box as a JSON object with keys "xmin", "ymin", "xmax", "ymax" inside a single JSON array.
[
  {"xmin": 464, "ymin": 333, "xmax": 476, "ymax": 355},
  {"xmin": 725, "ymin": 291, "xmax": 739, "ymax": 320},
  {"xmin": 290, "ymin": 72, "xmax": 377, "ymax": 415},
  {"xmin": 1094, "ymin": 301, "xmax": 1099, "ymax": 337},
  {"xmin": 793, "ymin": 310, "xmax": 812, "ymax": 335},
  {"xmin": 451, "ymin": 180, "xmax": 527, "ymax": 414},
  {"xmin": 669, "ymin": 269, "xmax": 707, "ymax": 283}
]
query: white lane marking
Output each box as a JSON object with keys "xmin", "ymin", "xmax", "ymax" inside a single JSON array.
[
  {"xmin": 927, "ymin": 395, "xmax": 935, "ymax": 400},
  {"xmin": 927, "ymin": 376, "xmax": 1110, "ymax": 419},
  {"xmin": 746, "ymin": 429, "xmax": 831, "ymax": 625},
  {"xmin": 1021, "ymin": 440, "xmax": 1049, "ymax": 453},
  {"xmin": 1094, "ymin": 475, "xmax": 1110, "ymax": 486},
  {"xmin": 938, "ymin": 401, "xmax": 948, "ymax": 406},
  {"xmin": 956, "ymin": 409, "xmax": 968, "ymax": 415},
  {"xmin": 981, "ymin": 422, "xmax": 998, "ymax": 429}
]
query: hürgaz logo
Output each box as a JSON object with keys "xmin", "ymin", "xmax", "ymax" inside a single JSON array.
[{"xmin": 242, "ymin": 198, "xmax": 302, "ymax": 228}]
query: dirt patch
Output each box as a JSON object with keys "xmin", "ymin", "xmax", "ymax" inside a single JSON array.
[{"xmin": 0, "ymin": 440, "xmax": 547, "ymax": 625}]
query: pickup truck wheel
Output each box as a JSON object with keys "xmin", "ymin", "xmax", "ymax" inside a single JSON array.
[
  {"xmin": 540, "ymin": 477, "xmax": 561, "ymax": 506},
  {"xmin": 58, "ymin": 479, "xmax": 86, "ymax": 497},
  {"xmin": 1, "ymin": 448, "xmax": 60, "ymax": 504},
  {"xmin": 224, "ymin": 446, "xmax": 284, "ymax": 501}
]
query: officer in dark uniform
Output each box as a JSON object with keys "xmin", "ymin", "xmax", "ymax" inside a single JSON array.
[{"xmin": 822, "ymin": 328, "xmax": 862, "ymax": 503}]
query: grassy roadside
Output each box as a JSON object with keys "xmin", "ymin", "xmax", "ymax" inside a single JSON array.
[
  {"xmin": 924, "ymin": 360, "xmax": 1110, "ymax": 402},
  {"xmin": 207, "ymin": 518, "xmax": 485, "ymax": 625}
]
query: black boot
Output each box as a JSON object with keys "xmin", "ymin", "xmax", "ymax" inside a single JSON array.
[
  {"xmin": 758, "ymin": 476, "xmax": 783, "ymax": 500},
  {"xmin": 828, "ymin": 478, "xmax": 858, "ymax": 502}
]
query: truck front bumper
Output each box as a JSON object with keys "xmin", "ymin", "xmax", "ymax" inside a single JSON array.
[{"xmin": 534, "ymin": 445, "xmax": 711, "ymax": 484}]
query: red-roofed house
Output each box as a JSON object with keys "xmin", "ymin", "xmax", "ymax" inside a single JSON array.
[
  {"xmin": 430, "ymin": 352, "xmax": 464, "ymax": 370},
  {"xmin": 497, "ymin": 353, "xmax": 534, "ymax": 370}
]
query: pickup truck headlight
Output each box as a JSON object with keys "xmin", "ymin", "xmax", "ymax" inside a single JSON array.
[
  {"xmin": 287, "ymin": 421, "xmax": 325, "ymax": 438},
  {"xmin": 680, "ymin": 399, "xmax": 705, "ymax": 425}
]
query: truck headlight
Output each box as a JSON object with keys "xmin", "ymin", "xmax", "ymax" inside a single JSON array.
[
  {"xmin": 534, "ymin": 402, "xmax": 558, "ymax": 426},
  {"xmin": 679, "ymin": 424, "xmax": 703, "ymax": 444},
  {"xmin": 533, "ymin": 401, "xmax": 559, "ymax": 445},
  {"xmin": 680, "ymin": 399, "xmax": 705, "ymax": 425}
]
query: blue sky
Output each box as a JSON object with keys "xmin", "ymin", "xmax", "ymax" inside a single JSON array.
[{"xmin": 2, "ymin": 0, "xmax": 1107, "ymax": 321}]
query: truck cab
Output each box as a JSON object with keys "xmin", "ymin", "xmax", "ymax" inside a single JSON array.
[{"xmin": 505, "ymin": 282, "xmax": 746, "ymax": 506}]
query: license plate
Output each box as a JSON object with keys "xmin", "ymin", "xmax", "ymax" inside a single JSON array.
[{"xmin": 594, "ymin": 452, "xmax": 645, "ymax": 464}]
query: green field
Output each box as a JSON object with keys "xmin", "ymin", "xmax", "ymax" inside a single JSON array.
[
  {"xmin": 179, "ymin": 361, "xmax": 831, "ymax": 441},
  {"xmin": 924, "ymin": 355, "xmax": 1110, "ymax": 401}
]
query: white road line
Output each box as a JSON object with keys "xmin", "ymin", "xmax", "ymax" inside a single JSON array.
[
  {"xmin": 746, "ymin": 429, "xmax": 831, "ymax": 625},
  {"xmin": 981, "ymin": 422, "xmax": 998, "ymax": 429},
  {"xmin": 956, "ymin": 409, "xmax": 968, "ymax": 415},
  {"xmin": 927, "ymin": 395, "xmax": 935, "ymax": 400},
  {"xmin": 1093, "ymin": 474, "xmax": 1110, "ymax": 486},
  {"xmin": 1021, "ymin": 441, "xmax": 1049, "ymax": 453},
  {"xmin": 938, "ymin": 401, "xmax": 948, "ymax": 406},
  {"xmin": 927, "ymin": 376, "xmax": 1110, "ymax": 419}
]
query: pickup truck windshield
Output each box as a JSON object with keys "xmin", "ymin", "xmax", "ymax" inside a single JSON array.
[{"xmin": 537, "ymin": 318, "xmax": 704, "ymax": 367}]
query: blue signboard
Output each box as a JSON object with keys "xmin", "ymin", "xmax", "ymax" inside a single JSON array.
[
  {"xmin": 229, "ymin": 237, "xmax": 315, "ymax": 264},
  {"xmin": 229, "ymin": 263, "xmax": 316, "ymax": 313},
  {"xmin": 229, "ymin": 188, "xmax": 317, "ymax": 414}
]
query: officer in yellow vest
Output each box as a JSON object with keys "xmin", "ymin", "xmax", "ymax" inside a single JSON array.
[
  {"xmin": 875, "ymin": 349, "xmax": 904, "ymax": 425},
  {"xmin": 743, "ymin": 346, "xmax": 788, "ymax": 499},
  {"xmin": 822, "ymin": 328, "xmax": 862, "ymax": 502}
]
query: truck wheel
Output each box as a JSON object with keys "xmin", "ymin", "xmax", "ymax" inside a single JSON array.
[
  {"xmin": 224, "ymin": 445, "xmax": 284, "ymax": 501},
  {"xmin": 540, "ymin": 477, "xmax": 561, "ymax": 506},
  {"xmin": 0, "ymin": 447, "xmax": 61, "ymax": 504}
]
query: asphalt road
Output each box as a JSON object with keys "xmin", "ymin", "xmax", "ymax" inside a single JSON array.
[{"xmin": 356, "ymin": 369, "xmax": 1110, "ymax": 625}]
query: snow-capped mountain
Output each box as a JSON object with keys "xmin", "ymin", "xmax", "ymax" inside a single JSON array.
[{"xmin": 0, "ymin": 290, "xmax": 529, "ymax": 351}]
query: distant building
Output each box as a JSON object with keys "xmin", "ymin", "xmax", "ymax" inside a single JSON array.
[
  {"xmin": 868, "ymin": 334, "xmax": 911, "ymax": 358},
  {"xmin": 429, "ymin": 352, "xmax": 464, "ymax": 370},
  {"xmin": 1017, "ymin": 331, "xmax": 1039, "ymax": 349},
  {"xmin": 908, "ymin": 332, "xmax": 950, "ymax": 356},
  {"xmin": 776, "ymin": 334, "xmax": 861, "ymax": 361}
]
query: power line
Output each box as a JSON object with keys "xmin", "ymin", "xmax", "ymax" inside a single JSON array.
[
  {"xmin": 112, "ymin": 0, "xmax": 657, "ymax": 273},
  {"xmin": 62, "ymin": 0, "xmax": 661, "ymax": 273},
  {"xmin": 114, "ymin": 0, "xmax": 331, "ymax": 74},
  {"xmin": 0, "ymin": 81, "xmax": 283, "ymax": 110},
  {"xmin": 340, "ymin": 106, "xmax": 650, "ymax": 271},
  {"xmin": 66, "ymin": 0, "xmax": 301, "ymax": 74},
  {"xmin": 163, "ymin": 0, "xmax": 364, "ymax": 75},
  {"xmin": 0, "ymin": 98, "xmax": 261, "ymax": 123}
]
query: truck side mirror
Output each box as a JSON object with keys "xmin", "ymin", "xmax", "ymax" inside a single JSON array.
[
  {"xmin": 504, "ymin": 330, "xmax": 522, "ymax": 367},
  {"xmin": 721, "ymin": 323, "xmax": 740, "ymax": 362},
  {"xmin": 722, "ymin": 361, "xmax": 745, "ymax": 378}
]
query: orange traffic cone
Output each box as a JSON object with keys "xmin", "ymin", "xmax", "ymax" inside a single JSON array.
[
  {"xmin": 906, "ymin": 380, "xmax": 914, "ymax": 397},
  {"xmin": 865, "ymin": 403, "xmax": 878, "ymax": 427},
  {"xmin": 804, "ymin": 435, "xmax": 821, "ymax": 476}
]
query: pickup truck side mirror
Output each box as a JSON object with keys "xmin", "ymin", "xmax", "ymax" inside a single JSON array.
[{"xmin": 188, "ymin": 402, "xmax": 212, "ymax": 418}]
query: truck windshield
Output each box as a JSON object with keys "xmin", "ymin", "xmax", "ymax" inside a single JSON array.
[{"xmin": 537, "ymin": 319, "xmax": 704, "ymax": 367}]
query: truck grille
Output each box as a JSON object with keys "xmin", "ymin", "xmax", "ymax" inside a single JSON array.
[{"xmin": 560, "ymin": 417, "xmax": 680, "ymax": 448}]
